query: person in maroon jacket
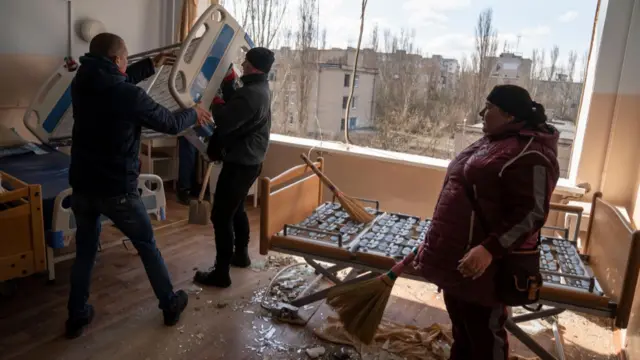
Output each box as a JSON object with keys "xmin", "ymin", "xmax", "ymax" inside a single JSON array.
[{"xmin": 415, "ymin": 85, "xmax": 560, "ymax": 359}]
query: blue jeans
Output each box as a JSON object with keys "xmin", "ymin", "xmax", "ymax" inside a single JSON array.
[
  {"xmin": 67, "ymin": 192, "xmax": 176, "ymax": 318},
  {"xmin": 178, "ymin": 136, "xmax": 197, "ymax": 193}
]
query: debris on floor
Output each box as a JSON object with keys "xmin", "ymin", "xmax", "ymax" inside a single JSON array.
[
  {"xmin": 245, "ymin": 321, "xmax": 294, "ymax": 356},
  {"xmin": 315, "ymin": 316, "xmax": 451, "ymax": 360},
  {"xmin": 215, "ymin": 301, "xmax": 228, "ymax": 309},
  {"xmin": 186, "ymin": 284, "xmax": 202, "ymax": 295},
  {"xmin": 305, "ymin": 346, "xmax": 326, "ymax": 358},
  {"xmin": 250, "ymin": 255, "xmax": 300, "ymax": 272},
  {"xmin": 314, "ymin": 316, "xmax": 540, "ymax": 360}
]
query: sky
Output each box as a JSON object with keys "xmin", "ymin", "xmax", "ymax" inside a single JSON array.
[{"xmin": 227, "ymin": 0, "xmax": 599, "ymax": 71}]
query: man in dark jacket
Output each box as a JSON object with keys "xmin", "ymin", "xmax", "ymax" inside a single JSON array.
[
  {"xmin": 194, "ymin": 47, "xmax": 274, "ymax": 288},
  {"xmin": 66, "ymin": 33, "xmax": 212, "ymax": 339}
]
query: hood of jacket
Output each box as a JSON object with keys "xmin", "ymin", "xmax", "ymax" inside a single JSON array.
[
  {"xmin": 74, "ymin": 53, "xmax": 127, "ymax": 93},
  {"xmin": 487, "ymin": 120, "xmax": 560, "ymax": 159}
]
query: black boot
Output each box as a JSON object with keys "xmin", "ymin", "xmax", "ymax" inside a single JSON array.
[
  {"xmin": 65, "ymin": 304, "xmax": 95, "ymax": 339},
  {"xmin": 193, "ymin": 265, "xmax": 231, "ymax": 288},
  {"xmin": 177, "ymin": 190, "xmax": 191, "ymax": 206},
  {"xmin": 163, "ymin": 290, "xmax": 189, "ymax": 326},
  {"xmin": 231, "ymin": 247, "xmax": 251, "ymax": 268}
]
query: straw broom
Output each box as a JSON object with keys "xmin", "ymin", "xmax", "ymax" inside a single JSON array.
[
  {"xmin": 300, "ymin": 153, "xmax": 375, "ymax": 224},
  {"xmin": 326, "ymin": 246, "xmax": 421, "ymax": 344}
]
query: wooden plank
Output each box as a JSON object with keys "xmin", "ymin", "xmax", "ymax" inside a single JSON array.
[{"xmin": 28, "ymin": 184, "xmax": 46, "ymax": 273}]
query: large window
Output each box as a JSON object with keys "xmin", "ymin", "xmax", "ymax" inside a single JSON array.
[{"xmin": 224, "ymin": 0, "xmax": 599, "ymax": 179}]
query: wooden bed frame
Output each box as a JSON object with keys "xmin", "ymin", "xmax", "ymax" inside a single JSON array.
[
  {"xmin": 0, "ymin": 171, "xmax": 46, "ymax": 283},
  {"xmin": 259, "ymin": 160, "xmax": 640, "ymax": 360},
  {"xmin": 579, "ymin": 192, "xmax": 640, "ymax": 360},
  {"xmin": 260, "ymin": 157, "xmax": 325, "ymax": 257}
]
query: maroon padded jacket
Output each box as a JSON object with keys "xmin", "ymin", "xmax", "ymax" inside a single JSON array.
[{"xmin": 416, "ymin": 121, "xmax": 560, "ymax": 306}]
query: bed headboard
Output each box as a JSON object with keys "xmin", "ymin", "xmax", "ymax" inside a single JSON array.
[
  {"xmin": 259, "ymin": 158, "xmax": 324, "ymax": 255},
  {"xmin": 583, "ymin": 192, "xmax": 640, "ymax": 328}
]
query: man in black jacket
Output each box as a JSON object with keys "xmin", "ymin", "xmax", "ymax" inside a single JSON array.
[
  {"xmin": 194, "ymin": 47, "xmax": 274, "ymax": 288},
  {"xmin": 65, "ymin": 33, "xmax": 212, "ymax": 339}
]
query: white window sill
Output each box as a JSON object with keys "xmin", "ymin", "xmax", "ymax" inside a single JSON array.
[{"xmin": 269, "ymin": 134, "xmax": 586, "ymax": 197}]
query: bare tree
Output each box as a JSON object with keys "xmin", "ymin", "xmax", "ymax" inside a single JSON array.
[
  {"xmin": 351, "ymin": 27, "xmax": 458, "ymax": 158},
  {"xmin": 229, "ymin": 0, "xmax": 251, "ymax": 29},
  {"xmin": 558, "ymin": 50, "xmax": 579, "ymax": 120},
  {"xmin": 471, "ymin": 8, "xmax": 498, "ymax": 123},
  {"xmin": 529, "ymin": 48, "xmax": 547, "ymax": 98},
  {"xmin": 579, "ymin": 50, "xmax": 589, "ymax": 83},
  {"xmin": 320, "ymin": 28, "xmax": 327, "ymax": 50},
  {"xmin": 343, "ymin": 0, "xmax": 369, "ymax": 143},
  {"xmin": 547, "ymin": 45, "xmax": 560, "ymax": 81},
  {"xmin": 294, "ymin": 0, "xmax": 318, "ymax": 135},
  {"xmin": 369, "ymin": 23, "xmax": 379, "ymax": 52},
  {"xmin": 269, "ymin": 29, "xmax": 295, "ymax": 134},
  {"xmin": 227, "ymin": 0, "xmax": 287, "ymax": 48}
]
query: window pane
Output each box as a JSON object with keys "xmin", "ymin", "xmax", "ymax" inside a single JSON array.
[{"xmin": 265, "ymin": 1, "xmax": 598, "ymax": 163}]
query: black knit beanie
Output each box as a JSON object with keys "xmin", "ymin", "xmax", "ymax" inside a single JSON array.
[
  {"xmin": 245, "ymin": 47, "xmax": 275, "ymax": 73},
  {"xmin": 486, "ymin": 84, "xmax": 547, "ymax": 125}
]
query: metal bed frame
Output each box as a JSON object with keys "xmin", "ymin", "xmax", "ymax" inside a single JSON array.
[{"xmin": 259, "ymin": 160, "xmax": 634, "ymax": 360}]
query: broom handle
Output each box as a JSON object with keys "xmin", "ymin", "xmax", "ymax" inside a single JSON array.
[
  {"xmin": 198, "ymin": 162, "xmax": 214, "ymax": 202},
  {"xmin": 386, "ymin": 246, "xmax": 420, "ymax": 281},
  {"xmin": 300, "ymin": 153, "xmax": 341, "ymax": 194}
]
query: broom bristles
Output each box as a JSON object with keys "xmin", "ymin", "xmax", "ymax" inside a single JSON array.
[
  {"xmin": 325, "ymin": 248, "xmax": 420, "ymax": 344},
  {"xmin": 327, "ymin": 276, "xmax": 395, "ymax": 344},
  {"xmin": 336, "ymin": 192, "xmax": 375, "ymax": 223}
]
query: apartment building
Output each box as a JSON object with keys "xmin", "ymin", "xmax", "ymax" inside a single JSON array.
[
  {"xmin": 431, "ymin": 55, "xmax": 460, "ymax": 89},
  {"xmin": 535, "ymin": 74, "xmax": 584, "ymax": 121},
  {"xmin": 268, "ymin": 47, "xmax": 464, "ymax": 139},
  {"xmin": 488, "ymin": 52, "xmax": 533, "ymax": 87},
  {"xmin": 269, "ymin": 47, "xmax": 378, "ymax": 139}
]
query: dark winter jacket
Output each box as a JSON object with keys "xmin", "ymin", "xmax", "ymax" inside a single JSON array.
[
  {"xmin": 69, "ymin": 54, "xmax": 196, "ymax": 197},
  {"xmin": 416, "ymin": 121, "xmax": 560, "ymax": 306},
  {"xmin": 209, "ymin": 73, "xmax": 271, "ymax": 165}
]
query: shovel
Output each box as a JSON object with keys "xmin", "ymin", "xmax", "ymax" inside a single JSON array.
[{"xmin": 188, "ymin": 162, "xmax": 214, "ymax": 225}]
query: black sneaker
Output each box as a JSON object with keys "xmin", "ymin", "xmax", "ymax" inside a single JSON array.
[
  {"xmin": 176, "ymin": 190, "xmax": 191, "ymax": 206},
  {"xmin": 163, "ymin": 290, "xmax": 189, "ymax": 326},
  {"xmin": 231, "ymin": 248, "xmax": 251, "ymax": 268},
  {"xmin": 193, "ymin": 267, "xmax": 231, "ymax": 288},
  {"xmin": 65, "ymin": 304, "xmax": 95, "ymax": 339}
]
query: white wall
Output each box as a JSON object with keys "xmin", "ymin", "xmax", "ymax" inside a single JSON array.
[
  {"xmin": 0, "ymin": 0, "xmax": 174, "ymax": 57},
  {"xmin": 0, "ymin": 0, "xmax": 178, "ymax": 139}
]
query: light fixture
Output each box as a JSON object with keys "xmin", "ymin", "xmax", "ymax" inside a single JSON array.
[{"xmin": 78, "ymin": 19, "xmax": 106, "ymax": 42}]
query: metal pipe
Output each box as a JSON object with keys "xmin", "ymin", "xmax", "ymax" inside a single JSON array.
[
  {"xmin": 127, "ymin": 42, "xmax": 183, "ymax": 61},
  {"xmin": 511, "ymin": 308, "xmax": 565, "ymax": 323},
  {"xmin": 170, "ymin": 0, "xmax": 176, "ymax": 45},
  {"xmin": 505, "ymin": 320, "xmax": 558, "ymax": 360},
  {"xmin": 552, "ymin": 321, "xmax": 567, "ymax": 360},
  {"xmin": 67, "ymin": 0, "xmax": 73, "ymax": 57}
]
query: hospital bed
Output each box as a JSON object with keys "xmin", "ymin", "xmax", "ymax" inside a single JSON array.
[
  {"xmin": 259, "ymin": 159, "xmax": 639, "ymax": 360},
  {"xmin": 1, "ymin": 4, "xmax": 254, "ymax": 282},
  {"xmin": 0, "ymin": 170, "xmax": 46, "ymax": 285}
]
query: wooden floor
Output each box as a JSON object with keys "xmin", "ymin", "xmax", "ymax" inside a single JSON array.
[{"xmin": 0, "ymin": 194, "xmax": 621, "ymax": 360}]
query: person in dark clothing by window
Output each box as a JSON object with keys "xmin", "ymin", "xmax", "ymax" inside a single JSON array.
[
  {"xmin": 416, "ymin": 85, "xmax": 560, "ymax": 359},
  {"xmin": 176, "ymin": 66, "xmax": 241, "ymax": 206},
  {"xmin": 65, "ymin": 33, "xmax": 213, "ymax": 339},
  {"xmin": 193, "ymin": 47, "xmax": 275, "ymax": 288}
]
